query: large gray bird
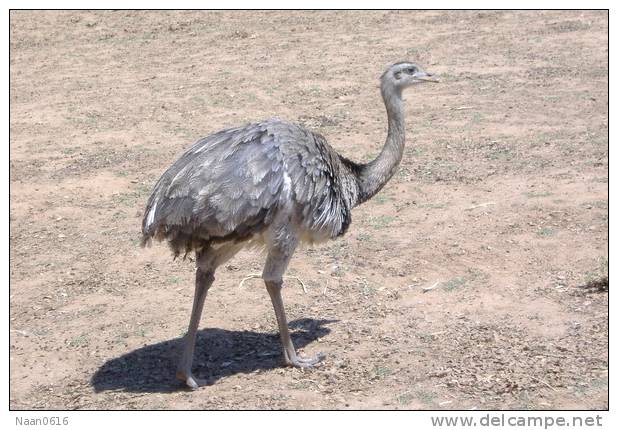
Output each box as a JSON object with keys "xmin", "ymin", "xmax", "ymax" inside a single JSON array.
[{"xmin": 141, "ymin": 61, "xmax": 438, "ymax": 389}]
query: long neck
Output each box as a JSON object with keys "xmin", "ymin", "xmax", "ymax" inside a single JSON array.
[{"xmin": 356, "ymin": 84, "xmax": 406, "ymax": 204}]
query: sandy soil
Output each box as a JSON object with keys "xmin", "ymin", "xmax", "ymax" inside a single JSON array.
[{"xmin": 9, "ymin": 10, "xmax": 608, "ymax": 410}]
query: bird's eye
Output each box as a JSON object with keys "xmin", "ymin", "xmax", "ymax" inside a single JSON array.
[{"xmin": 407, "ymin": 67, "xmax": 416, "ymax": 74}]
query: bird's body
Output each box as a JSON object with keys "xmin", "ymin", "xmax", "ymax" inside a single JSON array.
[
  {"xmin": 141, "ymin": 62, "xmax": 438, "ymax": 389},
  {"xmin": 142, "ymin": 119, "xmax": 360, "ymax": 255}
]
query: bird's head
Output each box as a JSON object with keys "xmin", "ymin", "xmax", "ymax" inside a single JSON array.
[{"xmin": 381, "ymin": 61, "xmax": 439, "ymax": 93}]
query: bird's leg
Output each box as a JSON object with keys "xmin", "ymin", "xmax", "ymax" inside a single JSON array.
[
  {"xmin": 263, "ymin": 246, "xmax": 324, "ymax": 368},
  {"xmin": 176, "ymin": 264, "xmax": 214, "ymax": 389},
  {"xmin": 176, "ymin": 243, "xmax": 242, "ymax": 389}
]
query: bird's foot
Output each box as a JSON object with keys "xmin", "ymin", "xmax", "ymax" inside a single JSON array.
[
  {"xmin": 284, "ymin": 352, "xmax": 325, "ymax": 368},
  {"xmin": 176, "ymin": 369, "xmax": 208, "ymax": 390}
]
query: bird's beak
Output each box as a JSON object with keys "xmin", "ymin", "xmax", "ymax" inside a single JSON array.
[{"xmin": 417, "ymin": 72, "xmax": 440, "ymax": 83}]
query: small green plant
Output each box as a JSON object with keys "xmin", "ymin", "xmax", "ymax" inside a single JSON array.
[
  {"xmin": 415, "ymin": 390, "xmax": 435, "ymax": 406},
  {"xmin": 412, "ymin": 186, "xmax": 426, "ymax": 195},
  {"xmin": 356, "ymin": 233, "xmax": 372, "ymax": 242},
  {"xmin": 525, "ymin": 191, "xmax": 551, "ymax": 198},
  {"xmin": 111, "ymin": 210, "xmax": 126, "ymax": 220},
  {"xmin": 443, "ymin": 277, "xmax": 466, "ymax": 292},
  {"xmin": 397, "ymin": 392, "xmax": 413, "ymax": 405},
  {"xmin": 61, "ymin": 147, "xmax": 78, "ymax": 155},
  {"xmin": 32, "ymin": 327, "xmax": 50, "ymax": 337},
  {"xmin": 584, "ymin": 256, "xmax": 609, "ymax": 282},
  {"xmin": 418, "ymin": 332, "xmax": 437, "ymax": 342},
  {"xmin": 367, "ymin": 215, "xmax": 395, "ymax": 228},
  {"xmin": 542, "ymin": 95, "xmax": 561, "ymax": 103},
  {"xmin": 468, "ymin": 111, "xmax": 483, "ymax": 124},
  {"xmin": 67, "ymin": 334, "xmax": 89, "ymax": 348},
  {"xmin": 600, "ymin": 256, "xmax": 609, "ymax": 274},
  {"xmin": 538, "ymin": 227, "xmax": 555, "ymax": 237},
  {"xmin": 588, "ymin": 378, "xmax": 608, "ymax": 390},
  {"xmin": 374, "ymin": 194, "xmax": 393, "ymax": 205},
  {"xmin": 289, "ymin": 382, "xmax": 309, "ymax": 390},
  {"xmin": 114, "ymin": 338, "xmax": 128, "ymax": 347},
  {"xmin": 372, "ymin": 365, "xmax": 392, "ymax": 379},
  {"xmin": 417, "ymin": 202, "xmax": 447, "ymax": 209}
]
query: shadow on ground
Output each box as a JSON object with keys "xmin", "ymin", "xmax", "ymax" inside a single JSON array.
[{"xmin": 91, "ymin": 318, "xmax": 336, "ymax": 393}]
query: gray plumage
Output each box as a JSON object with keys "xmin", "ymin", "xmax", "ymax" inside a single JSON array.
[
  {"xmin": 141, "ymin": 61, "xmax": 438, "ymax": 389},
  {"xmin": 142, "ymin": 120, "xmax": 357, "ymax": 255}
]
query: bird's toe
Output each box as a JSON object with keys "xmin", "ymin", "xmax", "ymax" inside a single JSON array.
[
  {"xmin": 286, "ymin": 352, "xmax": 325, "ymax": 368},
  {"xmin": 177, "ymin": 370, "xmax": 208, "ymax": 390}
]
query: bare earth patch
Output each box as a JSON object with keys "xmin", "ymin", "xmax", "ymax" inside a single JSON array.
[{"xmin": 10, "ymin": 10, "xmax": 607, "ymax": 409}]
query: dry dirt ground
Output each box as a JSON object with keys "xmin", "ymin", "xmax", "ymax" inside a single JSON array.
[{"xmin": 9, "ymin": 10, "xmax": 608, "ymax": 410}]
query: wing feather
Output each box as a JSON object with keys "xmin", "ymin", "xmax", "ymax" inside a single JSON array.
[
  {"xmin": 141, "ymin": 119, "xmax": 354, "ymax": 251},
  {"xmin": 263, "ymin": 121, "xmax": 352, "ymax": 238},
  {"xmin": 142, "ymin": 122, "xmax": 282, "ymax": 242}
]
